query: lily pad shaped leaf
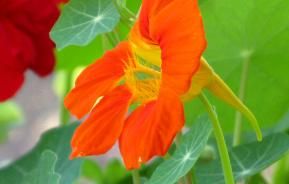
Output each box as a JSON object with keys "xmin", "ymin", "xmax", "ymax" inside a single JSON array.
[
  {"xmin": 196, "ymin": 133, "xmax": 289, "ymax": 184},
  {"xmin": 50, "ymin": 0, "xmax": 120, "ymax": 49},
  {"xmin": 0, "ymin": 124, "xmax": 82, "ymax": 184},
  {"xmin": 186, "ymin": 0, "xmax": 289, "ymax": 132},
  {"xmin": 146, "ymin": 116, "xmax": 212, "ymax": 184},
  {"xmin": 23, "ymin": 150, "xmax": 61, "ymax": 184}
]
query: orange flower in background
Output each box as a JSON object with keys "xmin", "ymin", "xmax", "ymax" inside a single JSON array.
[
  {"xmin": 65, "ymin": 0, "xmax": 261, "ymax": 169},
  {"xmin": 0, "ymin": 0, "xmax": 66, "ymax": 101}
]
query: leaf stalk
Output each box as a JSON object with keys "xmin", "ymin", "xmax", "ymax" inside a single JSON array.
[
  {"xmin": 199, "ymin": 93, "xmax": 235, "ymax": 184},
  {"xmin": 132, "ymin": 170, "xmax": 141, "ymax": 184}
]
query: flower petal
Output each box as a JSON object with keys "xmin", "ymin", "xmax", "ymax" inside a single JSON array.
[
  {"xmin": 70, "ymin": 85, "xmax": 133, "ymax": 159},
  {"xmin": 0, "ymin": 68, "xmax": 24, "ymax": 101},
  {"xmin": 120, "ymin": 89, "xmax": 184, "ymax": 169},
  {"xmin": 29, "ymin": 34, "xmax": 55, "ymax": 76},
  {"xmin": 139, "ymin": 0, "xmax": 174, "ymax": 39},
  {"xmin": 0, "ymin": 19, "xmax": 34, "ymax": 101},
  {"xmin": 140, "ymin": 0, "xmax": 207, "ymax": 95},
  {"xmin": 64, "ymin": 42, "xmax": 131, "ymax": 119}
]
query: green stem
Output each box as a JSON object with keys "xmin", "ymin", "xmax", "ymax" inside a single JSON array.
[
  {"xmin": 191, "ymin": 168, "xmax": 197, "ymax": 184},
  {"xmin": 105, "ymin": 33, "xmax": 118, "ymax": 47},
  {"xmin": 114, "ymin": 0, "xmax": 136, "ymax": 28},
  {"xmin": 199, "ymin": 93, "xmax": 235, "ymax": 184},
  {"xmin": 60, "ymin": 70, "xmax": 73, "ymax": 126},
  {"xmin": 233, "ymin": 58, "xmax": 250, "ymax": 146},
  {"xmin": 184, "ymin": 170, "xmax": 193, "ymax": 184},
  {"xmin": 132, "ymin": 170, "xmax": 141, "ymax": 184},
  {"xmin": 101, "ymin": 34, "xmax": 110, "ymax": 50},
  {"xmin": 272, "ymin": 154, "xmax": 289, "ymax": 184}
]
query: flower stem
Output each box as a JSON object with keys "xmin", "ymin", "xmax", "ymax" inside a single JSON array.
[
  {"xmin": 185, "ymin": 171, "xmax": 193, "ymax": 184},
  {"xmin": 233, "ymin": 58, "xmax": 250, "ymax": 146},
  {"xmin": 273, "ymin": 154, "xmax": 289, "ymax": 184},
  {"xmin": 60, "ymin": 70, "xmax": 73, "ymax": 126},
  {"xmin": 132, "ymin": 170, "xmax": 141, "ymax": 184},
  {"xmin": 199, "ymin": 93, "xmax": 235, "ymax": 184},
  {"xmin": 191, "ymin": 168, "xmax": 197, "ymax": 184},
  {"xmin": 113, "ymin": 0, "xmax": 136, "ymax": 28}
]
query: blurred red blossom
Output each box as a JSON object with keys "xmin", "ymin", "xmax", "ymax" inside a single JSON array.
[{"xmin": 0, "ymin": 0, "xmax": 66, "ymax": 101}]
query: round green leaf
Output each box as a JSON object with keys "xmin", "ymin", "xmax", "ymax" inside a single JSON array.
[
  {"xmin": 196, "ymin": 133, "xmax": 289, "ymax": 184},
  {"xmin": 186, "ymin": 0, "xmax": 289, "ymax": 132},
  {"xmin": 0, "ymin": 124, "xmax": 82, "ymax": 184},
  {"xmin": 146, "ymin": 116, "xmax": 212, "ymax": 184},
  {"xmin": 23, "ymin": 150, "xmax": 61, "ymax": 184},
  {"xmin": 51, "ymin": 0, "xmax": 120, "ymax": 49}
]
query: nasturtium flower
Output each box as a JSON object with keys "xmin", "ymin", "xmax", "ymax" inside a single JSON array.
[
  {"xmin": 0, "ymin": 0, "xmax": 66, "ymax": 101},
  {"xmin": 65, "ymin": 0, "xmax": 261, "ymax": 169}
]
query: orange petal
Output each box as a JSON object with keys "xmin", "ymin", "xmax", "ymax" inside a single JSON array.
[
  {"xmin": 64, "ymin": 42, "xmax": 131, "ymax": 119},
  {"xmin": 70, "ymin": 85, "xmax": 133, "ymax": 159},
  {"xmin": 140, "ymin": 0, "xmax": 207, "ymax": 95},
  {"xmin": 119, "ymin": 89, "xmax": 184, "ymax": 169},
  {"xmin": 139, "ymin": 0, "xmax": 174, "ymax": 39}
]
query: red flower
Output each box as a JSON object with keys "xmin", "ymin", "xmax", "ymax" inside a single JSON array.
[
  {"xmin": 64, "ymin": 0, "xmax": 262, "ymax": 170},
  {"xmin": 0, "ymin": 0, "xmax": 65, "ymax": 101},
  {"xmin": 65, "ymin": 0, "xmax": 206, "ymax": 169}
]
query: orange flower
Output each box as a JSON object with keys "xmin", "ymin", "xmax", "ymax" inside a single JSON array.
[{"xmin": 65, "ymin": 0, "xmax": 261, "ymax": 169}]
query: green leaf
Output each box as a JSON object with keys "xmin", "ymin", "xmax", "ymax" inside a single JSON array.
[
  {"xmin": 0, "ymin": 101, "xmax": 23, "ymax": 142},
  {"xmin": 273, "ymin": 110, "xmax": 289, "ymax": 133},
  {"xmin": 80, "ymin": 159, "xmax": 104, "ymax": 184},
  {"xmin": 247, "ymin": 174, "xmax": 268, "ymax": 184},
  {"xmin": 185, "ymin": 0, "xmax": 289, "ymax": 131},
  {"xmin": 104, "ymin": 160, "xmax": 128, "ymax": 184},
  {"xmin": 146, "ymin": 116, "xmax": 212, "ymax": 184},
  {"xmin": 0, "ymin": 124, "xmax": 82, "ymax": 184},
  {"xmin": 140, "ymin": 158, "xmax": 163, "ymax": 179},
  {"xmin": 23, "ymin": 150, "xmax": 61, "ymax": 184},
  {"xmin": 114, "ymin": 158, "xmax": 164, "ymax": 184},
  {"xmin": 195, "ymin": 133, "xmax": 289, "ymax": 184},
  {"xmin": 51, "ymin": 0, "xmax": 120, "ymax": 49},
  {"xmin": 80, "ymin": 159, "xmax": 130, "ymax": 184}
]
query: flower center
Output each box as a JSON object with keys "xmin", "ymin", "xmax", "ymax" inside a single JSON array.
[
  {"xmin": 124, "ymin": 25, "xmax": 215, "ymax": 104},
  {"xmin": 124, "ymin": 27, "xmax": 162, "ymax": 103}
]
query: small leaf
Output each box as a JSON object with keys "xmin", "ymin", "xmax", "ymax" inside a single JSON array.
[
  {"xmin": 146, "ymin": 116, "xmax": 212, "ymax": 184},
  {"xmin": 51, "ymin": 0, "xmax": 120, "ymax": 49},
  {"xmin": 195, "ymin": 133, "xmax": 289, "ymax": 184},
  {"xmin": 23, "ymin": 150, "xmax": 61, "ymax": 184},
  {"xmin": 0, "ymin": 124, "xmax": 82, "ymax": 184}
]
